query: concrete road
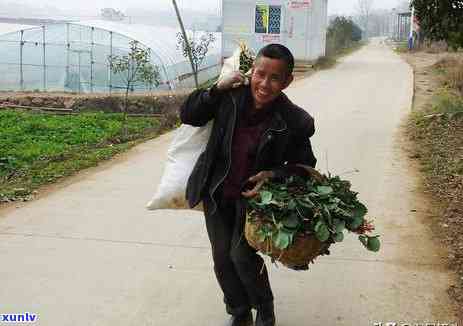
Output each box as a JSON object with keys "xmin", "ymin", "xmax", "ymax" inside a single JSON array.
[{"xmin": 0, "ymin": 40, "xmax": 458, "ymax": 326}]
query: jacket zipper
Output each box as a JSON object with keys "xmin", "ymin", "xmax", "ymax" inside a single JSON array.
[
  {"xmin": 253, "ymin": 122, "xmax": 287, "ymax": 171},
  {"xmin": 208, "ymin": 92, "xmax": 238, "ymax": 215}
]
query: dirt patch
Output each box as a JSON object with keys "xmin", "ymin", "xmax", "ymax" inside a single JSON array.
[
  {"xmin": 402, "ymin": 51, "xmax": 463, "ymax": 321},
  {"xmin": 0, "ymin": 91, "xmax": 190, "ymax": 115}
]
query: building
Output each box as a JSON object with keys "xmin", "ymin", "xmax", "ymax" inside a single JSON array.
[{"xmin": 221, "ymin": 0, "xmax": 328, "ymax": 62}]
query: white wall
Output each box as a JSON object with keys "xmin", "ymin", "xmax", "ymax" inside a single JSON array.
[{"xmin": 222, "ymin": 0, "xmax": 328, "ymax": 61}]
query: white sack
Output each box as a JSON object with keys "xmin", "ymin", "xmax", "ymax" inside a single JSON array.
[{"xmin": 146, "ymin": 46, "xmax": 243, "ymax": 211}]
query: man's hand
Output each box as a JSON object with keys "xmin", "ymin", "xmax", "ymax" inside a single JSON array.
[
  {"xmin": 216, "ymin": 71, "xmax": 249, "ymax": 91},
  {"xmin": 241, "ymin": 171, "xmax": 275, "ymax": 198}
]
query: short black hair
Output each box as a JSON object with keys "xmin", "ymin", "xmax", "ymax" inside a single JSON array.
[{"xmin": 256, "ymin": 44, "xmax": 295, "ymax": 75}]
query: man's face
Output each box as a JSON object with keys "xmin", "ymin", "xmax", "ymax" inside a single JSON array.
[{"xmin": 250, "ymin": 56, "xmax": 294, "ymax": 109}]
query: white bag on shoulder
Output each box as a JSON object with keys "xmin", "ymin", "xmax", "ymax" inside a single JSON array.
[
  {"xmin": 146, "ymin": 122, "xmax": 212, "ymax": 210},
  {"xmin": 146, "ymin": 45, "xmax": 245, "ymax": 211}
]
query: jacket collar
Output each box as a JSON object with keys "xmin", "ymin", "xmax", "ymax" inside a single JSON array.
[{"xmin": 267, "ymin": 109, "xmax": 287, "ymax": 132}]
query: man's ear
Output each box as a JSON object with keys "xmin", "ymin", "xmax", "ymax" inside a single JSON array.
[{"xmin": 282, "ymin": 74, "xmax": 294, "ymax": 90}]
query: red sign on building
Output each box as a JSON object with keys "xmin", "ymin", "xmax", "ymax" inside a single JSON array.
[{"xmin": 288, "ymin": 0, "xmax": 311, "ymax": 9}]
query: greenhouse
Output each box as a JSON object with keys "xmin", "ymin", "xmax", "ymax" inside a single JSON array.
[{"xmin": 0, "ymin": 21, "xmax": 221, "ymax": 93}]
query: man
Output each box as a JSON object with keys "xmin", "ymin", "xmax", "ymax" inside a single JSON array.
[{"xmin": 180, "ymin": 44, "xmax": 316, "ymax": 326}]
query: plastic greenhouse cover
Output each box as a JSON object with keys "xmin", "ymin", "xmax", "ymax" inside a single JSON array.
[
  {"xmin": 0, "ymin": 20, "xmax": 222, "ymax": 91},
  {"xmin": 0, "ymin": 23, "xmax": 35, "ymax": 35},
  {"xmin": 77, "ymin": 20, "xmax": 222, "ymax": 70}
]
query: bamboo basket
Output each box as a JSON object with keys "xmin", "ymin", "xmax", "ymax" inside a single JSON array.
[
  {"xmin": 244, "ymin": 165, "xmax": 331, "ymax": 268},
  {"xmin": 245, "ymin": 218, "xmax": 330, "ymax": 267}
]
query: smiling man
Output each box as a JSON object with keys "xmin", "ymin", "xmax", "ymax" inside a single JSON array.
[{"xmin": 180, "ymin": 44, "xmax": 317, "ymax": 326}]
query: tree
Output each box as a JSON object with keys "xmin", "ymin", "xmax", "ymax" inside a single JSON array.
[
  {"xmin": 108, "ymin": 40, "xmax": 161, "ymax": 137},
  {"xmin": 326, "ymin": 16, "xmax": 362, "ymax": 55},
  {"xmin": 411, "ymin": 0, "xmax": 463, "ymax": 50},
  {"xmin": 101, "ymin": 8, "xmax": 126, "ymax": 21},
  {"xmin": 396, "ymin": 0, "xmax": 411, "ymax": 12},
  {"xmin": 356, "ymin": 0, "xmax": 374, "ymax": 38},
  {"xmin": 368, "ymin": 9, "xmax": 391, "ymax": 37},
  {"xmin": 176, "ymin": 32, "xmax": 216, "ymax": 87}
]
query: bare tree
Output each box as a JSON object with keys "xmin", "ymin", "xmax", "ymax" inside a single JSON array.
[
  {"xmin": 368, "ymin": 9, "xmax": 392, "ymax": 37},
  {"xmin": 108, "ymin": 40, "xmax": 160, "ymax": 138},
  {"xmin": 176, "ymin": 32, "xmax": 216, "ymax": 82},
  {"xmin": 172, "ymin": 0, "xmax": 198, "ymax": 88},
  {"xmin": 356, "ymin": 0, "xmax": 375, "ymax": 38},
  {"xmin": 396, "ymin": 0, "xmax": 411, "ymax": 12}
]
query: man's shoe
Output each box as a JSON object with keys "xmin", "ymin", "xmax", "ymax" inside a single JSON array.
[{"xmin": 226, "ymin": 311, "xmax": 253, "ymax": 326}]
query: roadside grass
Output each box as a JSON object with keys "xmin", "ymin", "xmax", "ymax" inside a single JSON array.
[
  {"xmin": 0, "ymin": 109, "xmax": 162, "ymax": 202},
  {"xmin": 406, "ymin": 53, "xmax": 463, "ymax": 316},
  {"xmin": 393, "ymin": 41, "xmax": 409, "ymax": 53},
  {"xmin": 408, "ymin": 90, "xmax": 463, "ymax": 178},
  {"xmin": 409, "ymin": 54, "xmax": 463, "ymax": 181}
]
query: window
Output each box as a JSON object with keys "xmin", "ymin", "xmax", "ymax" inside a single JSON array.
[{"xmin": 255, "ymin": 5, "xmax": 281, "ymax": 34}]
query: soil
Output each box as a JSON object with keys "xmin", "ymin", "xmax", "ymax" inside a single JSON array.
[
  {"xmin": 402, "ymin": 50, "xmax": 463, "ymax": 322},
  {"xmin": 0, "ymin": 90, "xmax": 190, "ymax": 115}
]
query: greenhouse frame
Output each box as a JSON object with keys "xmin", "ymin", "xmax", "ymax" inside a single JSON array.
[{"xmin": 0, "ymin": 21, "xmax": 221, "ymax": 93}]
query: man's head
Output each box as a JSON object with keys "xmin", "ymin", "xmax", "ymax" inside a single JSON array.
[{"xmin": 251, "ymin": 44, "xmax": 295, "ymax": 109}]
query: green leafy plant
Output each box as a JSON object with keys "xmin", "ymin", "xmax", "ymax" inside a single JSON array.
[
  {"xmin": 0, "ymin": 110, "xmax": 161, "ymax": 202},
  {"xmin": 247, "ymin": 173, "xmax": 380, "ymax": 253},
  {"xmin": 238, "ymin": 42, "xmax": 255, "ymax": 74}
]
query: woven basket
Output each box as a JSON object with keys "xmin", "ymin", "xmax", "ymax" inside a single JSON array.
[
  {"xmin": 245, "ymin": 218, "xmax": 330, "ymax": 267},
  {"xmin": 244, "ymin": 165, "xmax": 330, "ymax": 268}
]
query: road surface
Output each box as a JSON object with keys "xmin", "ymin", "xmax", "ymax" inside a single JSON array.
[{"xmin": 0, "ymin": 39, "xmax": 458, "ymax": 325}]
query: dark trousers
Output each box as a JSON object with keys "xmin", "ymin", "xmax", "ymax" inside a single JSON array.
[{"xmin": 203, "ymin": 195, "xmax": 274, "ymax": 316}]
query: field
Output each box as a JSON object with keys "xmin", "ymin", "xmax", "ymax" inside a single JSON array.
[{"xmin": 0, "ymin": 110, "xmax": 162, "ymax": 202}]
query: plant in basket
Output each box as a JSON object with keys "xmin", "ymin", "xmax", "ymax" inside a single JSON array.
[
  {"xmin": 238, "ymin": 42, "xmax": 255, "ymax": 74},
  {"xmin": 245, "ymin": 165, "xmax": 381, "ymax": 269}
]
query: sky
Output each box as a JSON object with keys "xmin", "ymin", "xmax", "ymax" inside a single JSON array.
[
  {"xmin": 329, "ymin": 0, "xmax": 404, "ymax": 15},
  {"xmin": 18, "ymin": 0, "xmax": 404, "ymax": 16}
]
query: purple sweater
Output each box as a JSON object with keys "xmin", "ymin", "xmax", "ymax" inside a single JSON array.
[{"xmin": 222, "ymin": 105, "xmax": 274, "ymax": 199}]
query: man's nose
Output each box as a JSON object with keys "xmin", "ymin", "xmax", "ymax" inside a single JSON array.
[{"xmin": 261, "ymin": 76, "xmax": 271, "ymax": 88}]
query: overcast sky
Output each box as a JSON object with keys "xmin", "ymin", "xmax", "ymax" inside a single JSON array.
[{"xmin": 20, "ymin": 0, "xmax": 403, "ymax": 16}]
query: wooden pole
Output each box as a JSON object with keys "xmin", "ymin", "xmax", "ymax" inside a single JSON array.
[{"xmin": 172, "ymin": 0, "xmax": 199, "ymax": 89}]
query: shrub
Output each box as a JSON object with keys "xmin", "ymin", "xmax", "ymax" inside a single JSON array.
[{"xmin": 326, "ymin": 16, "xmax": 362, "ymax": 56}]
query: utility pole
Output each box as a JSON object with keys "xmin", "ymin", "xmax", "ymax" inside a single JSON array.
[
  {"xmin": 408, "ymin": 4, "xmax": 415, "ymax": 50},
  {"xmin": 172, "ymin": 0, "xmax": 199, "ymax": 89}
]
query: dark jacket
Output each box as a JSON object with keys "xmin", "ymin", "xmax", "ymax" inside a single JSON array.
[{"xmin": 180, "ymin": 85, "xmax": 317, "ymax": 214}]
